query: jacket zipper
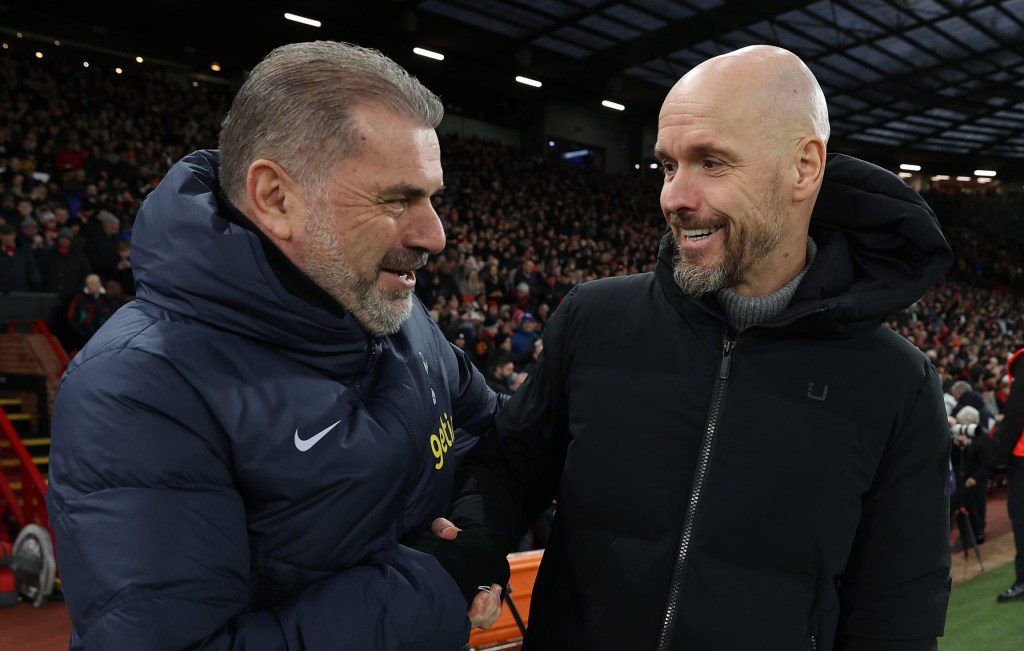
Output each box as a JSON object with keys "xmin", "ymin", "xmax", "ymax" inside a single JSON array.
[
  {"xmin": 656, "ymin": 332, "xmax": 737, "ymax": 651},
  {"xmin": 353, "ymin": 336, "xmax": 380, "ymax": 396},
  {"xmin": 351, "ymin": 338, "xmax": 420, "ymax": 534},
  {"xmin": 809, "ymin": 621, "xmax": 821, "ymax": 651}
]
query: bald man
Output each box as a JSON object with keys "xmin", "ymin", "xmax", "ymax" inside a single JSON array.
[{"xmin": 427, "ymin": 47, "xmax": 953, "ymax": 650}]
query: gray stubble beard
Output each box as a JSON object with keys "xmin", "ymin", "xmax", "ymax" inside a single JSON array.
[{"xmin": 301, "ymin": 205, "xmax": 416, "ymax": 336}]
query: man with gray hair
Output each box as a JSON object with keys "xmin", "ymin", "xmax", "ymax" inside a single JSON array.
[{"xmin": 48, "ymin": 41, "xmax": 508, "ymax": 650}]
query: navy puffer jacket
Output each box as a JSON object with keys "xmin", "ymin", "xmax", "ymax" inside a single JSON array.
[{"xmin": 47, "ymin": 150, "xmax": 500, "ymax": 650}]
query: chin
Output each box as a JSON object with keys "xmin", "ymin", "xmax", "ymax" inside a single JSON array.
[{"xmin": 359, "ymin": 294, "xmax": 415, "ymax": 337}]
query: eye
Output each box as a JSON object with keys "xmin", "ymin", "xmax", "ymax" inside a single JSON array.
[
  {"xmin": 661, "ymin": 161, "xmax": 676, "ymax": 176},
  {"xmin": 703, "ymin": 158, "xmax": 722, "ymax": 171}
]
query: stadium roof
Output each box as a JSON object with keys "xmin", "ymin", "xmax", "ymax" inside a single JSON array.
[
  {"xmin": 417, "ymin": 0, "xmax": 1024, "ymax": 160},
  {"xmin": 8, "ymin": 0, "xmax": 1024, "ymax": 170}
]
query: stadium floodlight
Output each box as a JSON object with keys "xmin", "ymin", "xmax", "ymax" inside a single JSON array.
[
  {"xmin": 977, "ymin": 177, "xmax": 992, "ymax": 183},
  {"xmin": 898, "ymin": 172, "xmax": 912, "ymax": 178},
  {"xmin": 899, "ymin": 163, "xmax": 921, "ymax": 171},
  {"xmin": 974, "ymin": 169, "xmax": 996, "ymax": 177},
  {"xmin": 135, "ymin": 56, "xmax": 144, "ymax": 63},
  {"xmin": 34, "ymin": 51, "xmax": 43, "ymax": 59},
  {"xmin": 284, "ymin": 12, "xmax": 321, "ymax": 27},
  {"xmin": 115, "ymin": 67, "xmax": 123, "ymax": 74},
  {"xmin": 211, "ymin": 63, "xmax": 221, "ymax": 72},
  {"xmin": 634, "ymin": 163, "xmax": 640, "ymax": 169},
  {"xmin": 2, "ymin": 44, "xmax": 7, "ymax": 50},
  {"xmin": 54, "ymin": 40, "xmax": 60, "ymax": 46},
  {"xmin": 82, "ymin": 61, "xmax": 89, "ymax": 68},
  {"xmin": 192, "ymin": 81, "xmax": 199, "ymax": 87},
  {"xmin": 413, "ymin": 47, "xmax": 444, "ymax": 61},
  {"xmin": 649, "ymin": 163, "xmax": 659, "ymax": 169},
  {"xmin": 956, "ymin": 176, "xmax": 971, "ymax": 182},
  {"xmin": 515, "ymin": 75, "xmax": 542, "ymax": 88},
  {"xmin": 602, "ymin": 100, "xmax": 625, "ymax": 111},
  {"xmin": 931, "ymin": 175, "xmax": 950, "ymax": 181},
  {"xmin": 562, "ymin": 149, "xmax": 590, "ymax": 159}
]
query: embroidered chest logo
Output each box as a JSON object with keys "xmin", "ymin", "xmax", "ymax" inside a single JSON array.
[
  {"xmin": 430, "ymin": 412, "xmax": 455, "ymax": 470},
  {"xmin": 807, "ymin": 382, "xmax": 829, "ymax": 402}
]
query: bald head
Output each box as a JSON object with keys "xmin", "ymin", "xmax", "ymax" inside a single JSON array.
[
  {"xmin": 655, "ymin": 45, "xmax": 830, "ymax": 298},
  {"xmin": 665, "ymin": 45, "xmax": 829, "ymax": 151}
]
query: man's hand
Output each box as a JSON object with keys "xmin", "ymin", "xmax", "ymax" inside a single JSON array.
[{"xmin": 429, "ymin": 518, "xmax": 503, "ymax": 629}]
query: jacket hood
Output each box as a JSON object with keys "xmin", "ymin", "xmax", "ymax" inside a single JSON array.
[
  {"xmin": 656, "ymin": 153, "xmax": 953, "ymax": 333},
  {"xmin": 131, "ymin": 150, "xmax": 369, "ymax": 375},
  {"xmin": 1009, "ymin": 348, "xmax": 1024, "ymax": 380}
]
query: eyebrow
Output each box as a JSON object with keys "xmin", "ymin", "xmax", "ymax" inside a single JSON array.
[
  {"xmin": 654, "ymin": 141, "xmax": 739, "ymax": 162},
  {"xmin": 378, "ymin": 182, "xmax": 446, "ymax": 201}
]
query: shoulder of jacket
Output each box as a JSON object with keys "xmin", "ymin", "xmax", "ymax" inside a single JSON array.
[
  {"xmin": 573, "ymin": 272, "xmax": 656, "ymax": 306},
  {"xmin": 869, "ymin": 324, "xmax": 934, "ymax": 378}
]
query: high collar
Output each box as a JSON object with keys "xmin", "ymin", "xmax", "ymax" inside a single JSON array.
[{"xmin": 130, "ymin": 150, "xmax": 372, "ymax": 378}]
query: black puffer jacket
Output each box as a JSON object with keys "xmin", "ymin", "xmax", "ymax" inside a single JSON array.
[{"xmin": 451, "ymin": 154, "xmax": 953, "ymax": 651}]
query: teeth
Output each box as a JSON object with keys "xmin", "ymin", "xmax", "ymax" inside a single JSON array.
[{"xmin": 682, "ymin": 227, "xmax": 719, "ymax": 238}]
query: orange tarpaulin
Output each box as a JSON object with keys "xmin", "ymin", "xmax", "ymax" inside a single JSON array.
[{"xmin": 469, "ymin": 549, "xmax": 543, "ymax": 648}]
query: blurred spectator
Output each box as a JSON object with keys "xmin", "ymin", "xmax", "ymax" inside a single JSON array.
[
  {"xmin": 510, "ymin": 313, "xmax": 540, "ymax": 354},
  {"xmin": 66, "ymin": 273, "xmax": 115, "ymax": 348},
  {"xmin": 485, "ymin": 358, "xmax": 516, "ymax": 395},
  {"xmin": 39, "ymin": 228, "xmax": 91, "ymax": 300},
  {"xmin": 950, "ymin": 406, "xmax": 994, "ymax": 548},
  {"xmin": 0, "ymin": 222, "xmax": 41, "ymax": 292},
  {"xmin": 113, "ymin": 239, "xmax": 135, "ymax": 294},
  {"xmin": 950, "ymin": 380, "xmax": 996, "ymax": 431},
  {"xmin": 85, "ymin": 213, "xmax": 123, "ymax": 281},
  {"xmin": 104, "ymin": 279, "xmax": 130, "ymax": 309}
]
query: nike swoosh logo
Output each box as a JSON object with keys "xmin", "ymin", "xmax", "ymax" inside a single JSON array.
[{"xmin": 294, "ymin": 420, "xmax": 342, "ymax": 452}]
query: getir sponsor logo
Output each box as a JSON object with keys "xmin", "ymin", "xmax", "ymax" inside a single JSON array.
[{"xmin": 430, "ymin": 412, "xmax": 454, "ymax": 470}]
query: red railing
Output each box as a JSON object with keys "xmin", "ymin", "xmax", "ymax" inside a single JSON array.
[
  {"xmin": 4, "ymin": 319, "xmax": 70, "ymax": 380},
  {"xmin": 0, "ymin": 410, "xmax": 50, "ymax": 534}
]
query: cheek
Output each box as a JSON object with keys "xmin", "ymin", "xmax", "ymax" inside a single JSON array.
[{"xmin": 344, "ymin": 216, "xmax": 400, "ymax": 266}]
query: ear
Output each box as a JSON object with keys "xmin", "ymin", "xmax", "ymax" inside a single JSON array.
[
  {"xmin": 244, "ymin": 159, "xmax": 304, "ymax": 242},
  {"xmin": 793, "ymin": 137, "xmax": 826, "ymax": 203}
]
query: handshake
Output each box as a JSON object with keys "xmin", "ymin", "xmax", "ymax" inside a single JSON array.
[{"xmin": 405, "ymin": 518, "xmax": 511, "ymax": 630}]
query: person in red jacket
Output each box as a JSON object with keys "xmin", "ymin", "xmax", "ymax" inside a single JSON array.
[{"xmin": 995, "ymin": 347, "xmax": 1024, "ymax": 602}]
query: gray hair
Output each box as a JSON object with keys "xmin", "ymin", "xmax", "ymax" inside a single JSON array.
[
  {"xmin": 956, "ymin": 406, "xmax": 980, "ymax": 425},
  {"xmin": 219, "ymin": 41, "xmax": 444, "ymax": 204},
  {"xmin": 951, "ymin": 380, "xmax": 972, "ymax": 396}
]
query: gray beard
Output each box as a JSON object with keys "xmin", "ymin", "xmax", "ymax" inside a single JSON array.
[
  {"xmin": 672, "ymin": 174, "xmax": 785, "ymax": 298},
  {"xmin": 300, "ymin": 207, "xmax": 419, "ymax": 336},
  {"xmin": 671, "ymin": 223, "xmax": 782, "ymax": 297}
]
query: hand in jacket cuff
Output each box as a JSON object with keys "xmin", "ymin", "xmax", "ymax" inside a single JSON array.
[{"xmin": 405, "ymin": 526, "xmax": 511, "ymax": 606}]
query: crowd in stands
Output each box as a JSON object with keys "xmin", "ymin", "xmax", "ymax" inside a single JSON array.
[
  {"xmin": 1, "ymin": 44, "xmax": 1021, "ymax": 408},
  {"xmin": 0, "ymin": 45, "xmax": 229, "ymax": 347}
]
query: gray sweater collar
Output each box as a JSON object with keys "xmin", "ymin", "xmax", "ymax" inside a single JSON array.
[{"xmin": 715, "ymin": 237, "xmax": 817, "ymax": 332}]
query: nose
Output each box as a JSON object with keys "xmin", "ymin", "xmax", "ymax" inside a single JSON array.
[
  {"xmin": 660, "ymin": 167, "xmax": 701, "ymax": 220},
  {"xmin": 403, "ymin": 200, "xmax": 446, "ymax": 255}
]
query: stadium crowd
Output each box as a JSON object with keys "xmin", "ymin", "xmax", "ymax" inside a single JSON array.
[{"xmin": 0, "ymin": 43, "xmax": 1021, "ymax": 405}]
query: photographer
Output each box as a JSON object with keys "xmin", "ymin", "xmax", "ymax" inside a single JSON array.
[{"xmin": 950, "ymin": 406, "xmax": 994, "ymax": 548}]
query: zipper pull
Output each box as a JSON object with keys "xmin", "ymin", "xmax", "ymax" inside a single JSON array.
[{"xmin": 718, "ymin": 335, "xmax": 736, "ymax": 380}]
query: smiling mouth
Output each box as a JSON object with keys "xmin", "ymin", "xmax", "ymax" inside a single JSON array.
[
  {"xmin": 381, "ymin": 268, "xmax": 416, "ymax": 282},
  {"xmin": 680, "ymin": 226, "xmax": 722, "ymax": 241}
]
